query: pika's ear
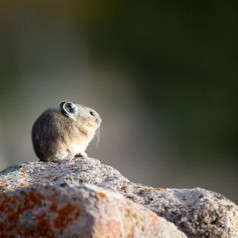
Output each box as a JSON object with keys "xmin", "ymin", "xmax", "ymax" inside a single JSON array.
[{"xmin": 59, "ymin": 100, "xmax": 78, "ymax": 119}]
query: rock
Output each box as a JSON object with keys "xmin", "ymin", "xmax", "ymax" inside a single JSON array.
[
  {"xmin": 0, "ymin": 157, "xmax": 237, "ymax": 237},
  {"xmin": 0, "ymin": 182, "xmax": 186, "ymax": 237}
]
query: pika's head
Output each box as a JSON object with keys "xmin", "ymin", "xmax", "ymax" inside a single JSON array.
[{"xmin": 59, "ymin": 100, "xmax": 101, "ymax": 131}]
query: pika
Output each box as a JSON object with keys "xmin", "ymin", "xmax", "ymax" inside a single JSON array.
[{"xmin": 32, "ymin": 100, "xmax": 101, "ymax": 162}]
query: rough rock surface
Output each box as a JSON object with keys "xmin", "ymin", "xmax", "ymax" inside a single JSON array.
[
  {"xmin": 0, "ymin": 157, "xmax": 237, "ymax": 237},
  {"xmin": 0, "ymin": 182, "xmax": 186, "ymax": 238}
]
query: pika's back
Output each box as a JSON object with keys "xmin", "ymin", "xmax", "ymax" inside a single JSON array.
[{"xmin": 32, "ymin": 108, "xmax": 68, "ymax": 161}]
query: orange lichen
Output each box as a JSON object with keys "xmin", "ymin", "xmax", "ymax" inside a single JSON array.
[
  {"xmin": 20, "ymin": 183, "xmax": 28, "ymax": 187},
  {"xmin": 23, "ymin": 190, "xmax": 44, "ymax": 208},
  {"xmin": 50, "ymin": 203, "xmax": 58, "ymax": 212},
  {"xmin": 0, "ymin": 189, "xmax": 56, "ymax": 236},
  {"xmin": 19, "ymin": 168, "xmax": 27, "ymax": 178},
  {"xmin": 17, "ymin": 204, "xmax": 24, "ymax": 213},
  {"xmin": 36, "ymin": 213, "xmax": 54, "ymax": 237},
  {"xmin": 0, "ymin": 193, "xmax": 22, "ymax": 232},
  {"xmin": 152, "ymin": 213, "xmax": 158, "ymax": 223},
  {"xmin": 42, "ymin": 174, "xmax": 55, "ymax": 180},
  {"xmin": 32, "ymin": 177, "xmax": 42, "ymax": 184},
  {"xmin": 0, "ymin": 180, "xmax": 7, "ymax": 190},
  {"xmin": 97, "ymin": 192, "xmax": 107, "ymax": 199},
  {"xmin": 54, "ymin": 204, "xmax": 81, "ymax": 229}
]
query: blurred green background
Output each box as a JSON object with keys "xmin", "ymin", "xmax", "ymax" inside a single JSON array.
[{"xmin": 0, "ymin": 1, "xmax": 237, "ymax": 202}]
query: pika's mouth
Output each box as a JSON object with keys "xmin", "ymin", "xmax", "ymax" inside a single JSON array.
[
  {"xmin": 96, "ymin": 118, "xmax": 102, "ymax": 128},
  {"xmin": 84, "ymin": 117, "xmax": 101, "ymax": 129}
]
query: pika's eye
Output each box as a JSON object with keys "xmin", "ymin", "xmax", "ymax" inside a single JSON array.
[{"xmin": 90, "ymin": 110, "xmax": 94, "ymax": 116}]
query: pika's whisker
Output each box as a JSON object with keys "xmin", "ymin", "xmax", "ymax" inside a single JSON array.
[{"xmin": 96, "ymin": 127, "xmax": 101, "ymax": 148}]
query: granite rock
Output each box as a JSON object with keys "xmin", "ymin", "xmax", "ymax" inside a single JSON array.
[
  {"xmin": 0, "ymin": 157, "xmax": 237, "ymax": 237},
  {"xmin": 0, "ymin": 182, "xmax": 186, "ymax": 237}
]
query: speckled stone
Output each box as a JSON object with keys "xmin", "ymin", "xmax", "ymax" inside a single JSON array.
[
  {"xmin": 0, "ymin": 182, "xmax": 186, "ymax": 237},
  {"xmin": 0, "ymin": 157, "xmax": 237, "ymax": 237}
]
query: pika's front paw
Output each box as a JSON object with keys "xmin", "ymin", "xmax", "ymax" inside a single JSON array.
[{"xmin": 75, "ymin": 152, "xmax": 88, "ymax": 158}]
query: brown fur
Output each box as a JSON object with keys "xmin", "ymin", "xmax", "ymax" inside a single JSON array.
[{"xmin": 32, "ymin": 102, "xmax": 101, "ymax": 162}]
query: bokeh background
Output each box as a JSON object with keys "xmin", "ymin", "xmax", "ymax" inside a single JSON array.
[{"xmin": 0, "ymin": 1, "xmax": 237, "ymax": 202}]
